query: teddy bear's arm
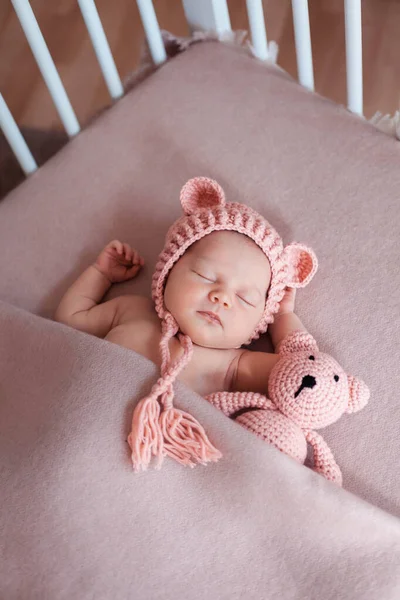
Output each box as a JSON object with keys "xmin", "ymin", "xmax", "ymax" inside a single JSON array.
[
  {"xmin": 205, "ymin": 391, "xmax": 277, "ymax": 417},
  {"xmin": 304, "ymin": 430, "xmax": 343, "ymax": 486}
]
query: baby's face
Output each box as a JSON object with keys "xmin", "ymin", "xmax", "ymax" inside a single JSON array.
[{"xmin": 164, "ymin": 231, "xmax": 271, "ymax": 349}]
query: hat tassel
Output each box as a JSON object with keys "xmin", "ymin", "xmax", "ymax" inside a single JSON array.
[
  {"xmin": 160, "ymin": 403, "xmax": 222, "ymax": 467},
  {"xmin": 128, "ymin": 394, "xmax": 164, "ymax": 472},
  {"xmin": 128, "ymin": 315, "xmax": 222, "ymax": 471}
]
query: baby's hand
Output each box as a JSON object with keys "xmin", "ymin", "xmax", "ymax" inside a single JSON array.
[
  {"xmin": 277, "ymin": 287, "xmax": 296, "ymax": 316},
  {"xmin": 94, "ymin": 240, "xmax": 144, "ymax": 283}
]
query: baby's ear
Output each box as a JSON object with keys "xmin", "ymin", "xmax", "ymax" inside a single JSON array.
[
  {"xmin": 278, "ymin": 331, "xmax": 319, "ymax": 355},
  {"xmin": 346, "ymin": 375, "xmax": 370, "ymax": 413},
  {"xmin": 283, "ymin": 242, "xmax": 318, "ymax": 288},
  {"xmin": 180, "ymin": 177, "xmax": 226, "ymax": 215}
]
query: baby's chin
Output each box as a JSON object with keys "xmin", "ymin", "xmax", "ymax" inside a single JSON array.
[{"xmin": 177, "ymin": 320, "xmax": 246, "ymax": 350}]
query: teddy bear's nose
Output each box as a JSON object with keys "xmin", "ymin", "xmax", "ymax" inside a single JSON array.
[
  {"xmin": 294, "ymin": 375, "xmax": 317, "ymax": 398},
  {"xmin": 302, "ymin": 375, "xmax": 316, "ymax": 389}
]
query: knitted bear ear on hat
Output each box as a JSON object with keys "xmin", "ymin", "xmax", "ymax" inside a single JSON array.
[
  {"xmin": 180, "ymin": 177, "xmax": 226, "ymax": 215},
  {"xmin": 283, "ymin": 242, "xmax": 318, "ymax": 288}
]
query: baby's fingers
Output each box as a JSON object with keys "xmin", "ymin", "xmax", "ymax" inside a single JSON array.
[
  {"xmin": 109, "ymin": 240, "xmax": 124, "ymax": 255},
  {"xmin": 132, "ymin": 249, "xmax": 144, "ymax": 266},
  {"xmin": 120, "ymin": 243, "xmax": 144, "ymax": 265},
  {"xmin": 122, "ymin": 243, "xmax": 133, "ymax": 260},
  {"xmin": 125, "ymin": 263, "xmax": 142, "ymax": 279}
]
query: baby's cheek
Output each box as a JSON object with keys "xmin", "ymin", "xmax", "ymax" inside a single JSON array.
[
  {"xmin": 228, "ymin": 311, "xmax": 258, "ymax": 344},
  {"xmin": 173, "ymin": 280, "xmax": 204, "ymax": 314},
  {"xmin": 182, "ymin": 281, "xmax": 204, "ymax": 306},
  {"xmin": 238, "ymin": 305, "xmax": 263, "ymax": 334}
]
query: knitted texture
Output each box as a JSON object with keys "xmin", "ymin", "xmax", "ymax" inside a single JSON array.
[
  {"xmin": 237, "ymin": 410, "xmax": 308, "ymax": 464},
  {"xmin": 128, "ymin": 313, "xmax": 222, "ymax": 472},
  {"xmin": 206, "ymin": 330, "xmax": 370, "ymax": 486},
  {"xmin": 205, "ymin": 391, "xmax": 307, "ymax": 463},
  {"xmin": 204, "ymin": 390, "xmax": 276, "ymax": 417},
  {"xmin": 129, "ymin": 178, "xmax": 318, "ymax": 473},
  {"xmin": 152, "ymin": 178, "xmax": 318, "ymax": 343}
]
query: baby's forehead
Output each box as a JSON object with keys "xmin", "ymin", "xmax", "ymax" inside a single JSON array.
[
  {"xmin": 191, "ymin": 230, "xmax": 258, "ymax": 256},
  {"xmin": 188, "ymin": 231, "xmax": 271, "ymax": 282}
]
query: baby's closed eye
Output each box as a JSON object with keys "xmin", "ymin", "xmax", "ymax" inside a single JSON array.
[
  {"xmin": 236, "ymin": 293, "xmax": 256, "ymax": 308},
  {"xmin": 192, "ymin": 270, "xmax": 215, "ymax": 283}
]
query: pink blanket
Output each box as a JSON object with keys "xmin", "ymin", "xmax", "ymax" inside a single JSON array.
[
  {"xmin": 1, "ymin": 40, "xmax": 400, "ymax": 597},
  {"xmin": 1, "ymin": 300, "xmax": 400, "ymax": 598}
]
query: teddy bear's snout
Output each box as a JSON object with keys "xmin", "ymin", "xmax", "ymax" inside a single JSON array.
[{"xmin": 294, "ymin": 375, "xmax": 316, "ymax": 398}]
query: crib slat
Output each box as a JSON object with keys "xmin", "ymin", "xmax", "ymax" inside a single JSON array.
[
  {"xmin": 11, "ymin": 0, "xmax": 80, "ymax": 136},
  {"xmin": 77, "ymin": 0, "xmax": 123, "ymax": 100},
  {"xmin": 0, "ymin": 94, "xmax": 37, "ymax": 175},
  {"xmin": 344, "ymin": 0, "xmax": 363, "ymax": 116},
  {"xmin": 136, "ymin": 0, "xmax": 167, "ymax": 65},
  {"xmin": 182, "ymin": 0, "xmax": 231, "ymax": 35},
  {"xmin": 246, "ymin": 0, "xmax": 269, "ymax": 61},
  {"xmin": 291, "ymin": 0, "xmax": 314, "ymax": 91}
]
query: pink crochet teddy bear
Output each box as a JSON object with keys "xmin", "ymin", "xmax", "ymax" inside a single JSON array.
[{"xmin": 206, "ymin": 331, "xmax": 370, "ymax": 486}]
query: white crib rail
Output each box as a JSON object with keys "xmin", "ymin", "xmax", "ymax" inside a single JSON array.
[
  {"xmin": 344, "ymin": 0, "xmax": 363, "ymax": 116},
  {"xmin": 291, "ymin": 0, "xmax": 314, "ymax": 91},
  {"xmin": 0, "ymin": 94, "xmax": 37, "ymax": 175},
  {"xmin": 2, "ymin": 0, "xmax": 365, "ymax": 182},
  {"xmin": 246, "ymin": 0, "xmax": 269, "ymax": 61},
  {"xmin": 11, "ymin": 0, "xmax": 80, "ymax": 136},
  {"xmin": 136, "ymin": 0, "xmax": 167, "ymax": 65},
  {"xmin": 182, "ymin": 0, "xmax": 231, "ymax": 35},
  {"xmin": 77, "ymin": 0, "xmax": 124, "ymax": 100},
  {"xmin": 3, "ymin": 0, "xmax": 166, "ymax": 177}
]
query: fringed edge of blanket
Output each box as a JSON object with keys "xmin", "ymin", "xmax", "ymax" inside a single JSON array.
[
  {"xmin": 369, "ymin": 111, "xmax": 400, "ymax": 141},
  {"xmin": 124, "ymin": 30, "xmax": 400, "ymax": 142},
  {"xmin": 122, "ymin": 29, "xmax": 280, "ymax": 94}
]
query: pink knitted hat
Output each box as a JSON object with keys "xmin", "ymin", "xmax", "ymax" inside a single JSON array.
[{"xmin": 128, "ymin": 177, "xmax": 318, "ymax": 472}]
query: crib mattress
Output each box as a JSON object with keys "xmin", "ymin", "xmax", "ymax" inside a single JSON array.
[{"xmin": 1, "ymin": 41, "xmax": 400, "ymax": 598}]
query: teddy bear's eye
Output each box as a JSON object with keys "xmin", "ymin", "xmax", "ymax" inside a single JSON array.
[
  {"xmin": 334, "ymin": 375, "xmax": 339, "ymax": 382},
  {"xmin": 308, "ymin": 355, "xmax": 315, "ymax": 361}
]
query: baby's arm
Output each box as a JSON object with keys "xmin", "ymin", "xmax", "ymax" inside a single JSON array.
[
  {"xmin": 233, "ymin": 288, "xmax": 309, "ymax": 394},
  {"xmin": 268, "ymin": 288, "xmax": 308, "ymax": 353},
  {"xmin": 55, "ymin": 240, "xmax": 144, "ymax": 337}
]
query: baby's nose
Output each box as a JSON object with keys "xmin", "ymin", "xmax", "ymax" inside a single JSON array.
[{"xmin": 209, "ymin": 289, "xmax": 232, "ymax": 309}]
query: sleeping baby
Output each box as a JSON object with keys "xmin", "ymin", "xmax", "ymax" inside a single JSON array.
[{"xmin": 55, "ymin": 177, "xmax": 317, "ymax": 471}]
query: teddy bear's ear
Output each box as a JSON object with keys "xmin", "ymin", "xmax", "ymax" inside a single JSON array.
[
  {"xmin": 283, "ymin": 243, "xmax": 318, "ymax": 288},
  {"xmin": 180, "ymin": 177, "xmax": 226, "ymax": 215},
  {"xmin": 346, "ymin": 375, "xmax": 370, "ymax": 413},
  {"xmin": 278, "ymin": 330, "xmax": 319, "ymax": 355}
]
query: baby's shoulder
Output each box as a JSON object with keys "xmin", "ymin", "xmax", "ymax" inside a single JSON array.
[
  {"xmin": 232, "ymin": 348, "xmax": 280, "ymax": 393},
  {"xmin": 193, "ymin": 345, "xmax": 243, "ymax": 392},
  {"xmin": 114, "ymin": 294, "xmax": 157, "ymax": 325},
  {"xmin": 179, "ymin": 344, "xmax": 241, "ymax": 396}
]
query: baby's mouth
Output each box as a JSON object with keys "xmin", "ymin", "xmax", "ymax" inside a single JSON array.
[{"xmin": 197, "ymin": 311, "xmax": 222, "ymax": 326}]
